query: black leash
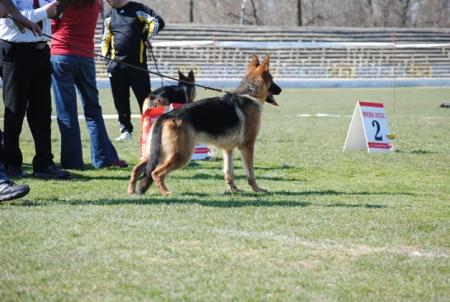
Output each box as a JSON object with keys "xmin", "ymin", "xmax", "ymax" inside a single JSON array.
[
  {"xmin": 6, "ymin": 16, "xmax": 236, "ymax": 94},
  {"xmin": 49, "ymin": 32, "xmax": 233, "ymax": 93},
  {"xmin": 147, "ymin": 41, "xmax": 164, "ymax": 88},
  {"xmin": 44, "ymin": 30, "xmax": 234, "ymax": 94}
]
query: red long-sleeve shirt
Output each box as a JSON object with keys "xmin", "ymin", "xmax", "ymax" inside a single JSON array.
[{"xmin": 50, "ymin": 0, "xmax": 100, "ymax": 58}]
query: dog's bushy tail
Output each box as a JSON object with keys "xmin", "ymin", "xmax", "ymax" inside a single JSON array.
[{"xmin": 137, "ymin": 116, "xmax": 166, "ymax": 194}]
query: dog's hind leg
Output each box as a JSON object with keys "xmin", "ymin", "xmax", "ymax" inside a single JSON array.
[
  {"xmin": 223, "ymin": 149, "xmax": 242, "ymax": 192},
  {"xmin": 151, "ymin": 161, "xmax": 173, "ymax": 196},
  {"xmin": 128, "ymin": 159, "xmax": 148, "ymax": 195},
  {"xmin": 151, "ymin": 126, "xmax": 195, "ymax": 196},
  {"xmin": 239, "ymin": 144, "xmax": 267, "ymax": 192},
  {"xmin": 151, "ymin": 151, "xmax": 192, "ymax": 196}
]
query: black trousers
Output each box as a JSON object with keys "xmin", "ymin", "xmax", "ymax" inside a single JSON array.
[
  {"xmin": 108, "ymin": 62, "xmax": 151, "ymax": 134},
  {"xmin": 0, "ymin": 40, "xmax": 54, "ymax": 170}
]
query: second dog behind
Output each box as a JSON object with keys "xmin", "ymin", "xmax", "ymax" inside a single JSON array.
[{"xmin": 144, "ymin": 70, "xmax": 196, "ymax": 110}]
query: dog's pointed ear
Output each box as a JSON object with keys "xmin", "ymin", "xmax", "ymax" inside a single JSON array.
[
  {"xmin": 178, "ymin": 70, "xmax": 184, "ymax": 79},
  {"xmin": 248, "ymin": 55, "xmax": 260, "ymax": 70},
  {"xmin": 258, "ymin": 54, "xmax": 271, "ymax": 73},
  {"xmin": 188, "ymin": 70, "xmax": 195, "ymax": 81}
]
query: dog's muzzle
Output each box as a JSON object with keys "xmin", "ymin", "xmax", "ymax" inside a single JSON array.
[{"xmin": 266, "ymin": 82, "xmax": 282, "ymax": 106}]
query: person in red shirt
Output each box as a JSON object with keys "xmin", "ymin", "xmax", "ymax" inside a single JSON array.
[{"xmin": 51, "ymin": 0, "xmax": 127, "ymax": 170}]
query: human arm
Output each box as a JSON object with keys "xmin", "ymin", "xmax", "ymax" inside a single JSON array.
[
  {"xmin": 0, "ymin": 0, "xmax": 42, "ymax": 35},
  {"xmin": 137, "ymin": 5, "xmax": 164, "ymax": 44},
  {"xmin": 101, "ymin": 15, "xmax": 112, "ymax": 58},
  {"xmin": 22, "ymin": 0, "xmax": 59, "ymax": 22},
  {"xmin": 50, "ymin": 0, "xmax": 70, "ymax": 33},
  {"xmin": 0, "ymin": 1, "xmax": 9, "ymax": 17}
]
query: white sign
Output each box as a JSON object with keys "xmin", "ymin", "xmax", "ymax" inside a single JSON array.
[
  {"xmin": 343, "ymin": 101, "xmax": 394, "ymax": 152},
  {"xmin": 191, "ymin": 144, "xmax": 213, "ymax": 160}
]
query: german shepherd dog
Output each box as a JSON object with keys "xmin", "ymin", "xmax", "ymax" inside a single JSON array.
[
  {"xmin": 128, "ymin": 54, "xmax": 281, "ymax": 196},
  {"xmin": 147, "ymin": 70, "xmax": 196, "ymax": 108}
]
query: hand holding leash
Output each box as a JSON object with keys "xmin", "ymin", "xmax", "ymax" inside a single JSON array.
[
  {"xmin": 0, "ymin": 0, "xmax": 42, "ymax": 35},
  {"xmin": 44, "ymin": 0, "xmax": 59, "ymax": 18},
  {"xmin": 13, "ymin": 18, "xmax": 41, "ymax": 35}
]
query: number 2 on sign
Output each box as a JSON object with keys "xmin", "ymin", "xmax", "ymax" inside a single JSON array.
[{"xmin": 371, "ymin": 120, "xmax": 382, "ymax": 141}]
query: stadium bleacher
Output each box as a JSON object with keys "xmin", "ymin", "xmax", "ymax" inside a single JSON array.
[{"xmin": 94, "ymin": 22, "xmax": 450, "ymax": 82}]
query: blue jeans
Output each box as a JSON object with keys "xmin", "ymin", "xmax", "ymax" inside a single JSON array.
[{"xmin": 51, "ymin": 55, "xmax": 119, "ymax": 169}]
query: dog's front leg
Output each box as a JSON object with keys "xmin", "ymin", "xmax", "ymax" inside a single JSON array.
[
  {"xmin": 223, "ymin": 149, "xmax": 241, "ymax": 192},
  {"xmin": 239, "ymin": 144, "xmax": 267, "ymax": 193}
]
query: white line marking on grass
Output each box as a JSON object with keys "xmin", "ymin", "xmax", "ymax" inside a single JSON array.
[
  {"xmin": 422, "ymin": 116, "xmax": 450, "ymax": 120},
  {"xmin": 116, "ymin": 220, "xmax": 449, "ymax": 259},
  {"xmin": 0, "ymin": 115, "xmax": 143, "ymax": 121},
  {"xmin": 50, "ymin": 114, "xmax": 142, "ymax": 120},
  {"xmin": 209, "ymin": 228, "xmax": 449, "ymax": 259},
  {"xmin": 297, "ymin": 113, "xmax": 352, "ymax": 118},
  {"xmin": 1, "ymin": 114, "xmax": 445, "ymax": 121}
]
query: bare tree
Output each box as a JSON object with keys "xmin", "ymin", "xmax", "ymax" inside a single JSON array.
[
  {"xmin": 240, "ymin": 0, "xmax": 247, "ymax": 25},
  {"xmin": 139, "ymin": 0, "xmax": 449, "ymax": 27},
  {"xmin": 302, "ymin": 1, "xmax": 325, "ymax": 26},
  {"xmin": 363, "ymin": 0, "xmax": 375, "ymax": 26},
  {"xmin": 235, "ymin": 0, "xmax": 262, "ymax": 25},
  {"xmin": 400, "ymin": 0, "xmax": 414, "ymax": 26},
  {"xmin": 189, "ymin": 0, "xmax": 194, "ymax": 23},
  {"xmin": 248, "ymin": 0, "xmax": 263, "ymax": 25},
  {"xmin": 298, "ymin": 0, "xmax": 302, "ymax": 26}
]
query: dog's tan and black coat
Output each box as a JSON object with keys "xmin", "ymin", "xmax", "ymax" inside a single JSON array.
[{"xmin": 128, "ymin": 54, "xmax": 281, "ymax": 196}]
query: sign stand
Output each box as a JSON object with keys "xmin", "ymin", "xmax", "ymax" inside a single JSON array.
[{"xmin": 343, "ymin": 101, "xmax": 394, "ymax": 152}]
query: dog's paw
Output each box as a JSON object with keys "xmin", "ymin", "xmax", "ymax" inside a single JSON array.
[
  {"xmin": 227, "ymin": 187, "xmax": 243, "ymax": 193},
  {"xmin": 127, "ymin": 186, "xmax": 136, "ymax": 195},
  {"xmin": 161, "ymin": 190, "xmax": 172, "ymax": 197},
  {"xmin": 252, "ymin": 187, "xmax": 268, "ymax": 193}
]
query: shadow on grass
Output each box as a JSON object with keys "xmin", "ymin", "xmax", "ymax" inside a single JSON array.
[
  {"xmin": 60, "ymin": 168, "xmax": 306, "ymax": 182},
  {"xmin": 13, "ymin": 168, "xmax": 131, "ymax": 182},
  {"xmin": 186, "ymin": 161, "xmax": 303, "ymax": 172},
  {"xmin": 9, "ymin": 189, "xmax": 399, "ymax": 209},
  {"xmin": 12, "ymin": 198, "xmax": 385, "ymax": 209},
  {"xmin": 55, "ymin": 173, "xmax": 304, "ymax": 183},
  {"xmin": 10, "ymin": 197, "xmax": 311, "ymax": 208},
  {"xmin": 48, "ymin": 160, "xmax": 303, "ymax": 182},
  {"xmin": 67, "ymin": 173, "xmax": 131, "ymax": 181},
  {"xmin": 395, "ymin": 149, "xmax": 438, "ymax": 155},
  {"xmin": 171, "ymin": 173, "xmax": 306, "ymax": 182},
  {"xmin": 273, "ymin": 190, "xmax": 415, "ymax": 197}
]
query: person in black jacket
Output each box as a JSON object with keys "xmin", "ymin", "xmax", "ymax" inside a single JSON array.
[{"xmin": 102, "ymin": 0, "xmax": 164, "ymax": 141}]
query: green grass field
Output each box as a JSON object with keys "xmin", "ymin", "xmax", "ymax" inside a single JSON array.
[{"xmin": 0, "ymin": 87, "xmax": 449, "ymax": 301}]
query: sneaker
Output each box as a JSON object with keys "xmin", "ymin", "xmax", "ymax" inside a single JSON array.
[
  {"xmin": 6, "ymin": 165, "xmax": 26, "ymax": 178},
  {"xmin": 110, "ymin": 159, "xmax": 128, "ymax": 168},
  {"xmin": 33, "ymin": 164, "xmax": 70, "ymax": 180},
  {"xmin": 115, "ymin": 131, "xmax": 132, "ymax": 141},
  {"xmin": 0, "ymin": 181, "xmax": 30, "ymax": 202}
]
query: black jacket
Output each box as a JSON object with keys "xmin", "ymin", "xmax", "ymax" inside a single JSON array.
[{"xmin": 102, "ymin": 1, "xmax": 164, "ymax": 65}]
